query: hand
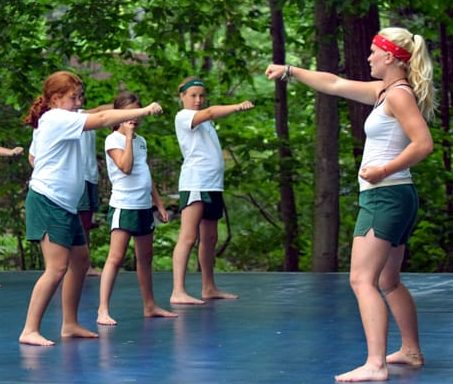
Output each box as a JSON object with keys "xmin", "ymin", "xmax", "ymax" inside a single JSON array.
[
  {"xmin": 157, "ymin": 206, "xmax": 169, "ymax": 223},
  {"xmin": 265, "ymin": 64, "xmax": 286, "ymax": 80},
  {"xmin": 359, "ymin": 166, "xmax": 387, "ymax": 184},
  {"xmin": 236, "ymin": 100, "xmax": 255, "ymax": 112},
  {"xmin": 11, "ymin": 147, "xmax": 24, "ymax": 156},
  {"xmin": 121, "ymin": 121, "xmax": 137, "ymax": 138},
  {"xmin": 146, "ymin": 102, "xmax": 163, "ymax": 116}
]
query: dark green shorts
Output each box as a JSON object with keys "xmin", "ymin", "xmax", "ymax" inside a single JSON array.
[
  {"xmin": 354, "ymin": 184, "xmax": 418, "ymax": 247},
  {"xmin": 108, "ymin": 207, "xmax": 155, "ymax": 236},
  {"xmin": 77, "ymin": 181, "xmax": 100, "ymax": 212},
  {"xmin": 179, "ymin": 191, "xmax": 224, "ymax": 221},
  {"xmin": 26, "ymin": 188, "xmax": 86, "ymax": 249}
]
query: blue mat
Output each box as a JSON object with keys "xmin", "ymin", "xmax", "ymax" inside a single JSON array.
[{"xmin": 1, "ymin": 272, "xmax": 452, "ymax": 383}]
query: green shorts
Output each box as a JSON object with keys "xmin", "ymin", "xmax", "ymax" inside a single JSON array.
[
  {"xmin": 354, "ymin": 184, "xmax": 418, "ymax": 247},
  {"xmin": 77, "ymin": 181, "xmax": 100, "ymax": 212},
  {"xmin": 108, "ymin": 207, "xmax": 155, "ymax": 236},
  {"xmin": 26, "ymin": 188, "xmax": 86, "ymax": 249},
  {"xmin": 179, "ymin": 191, "xmax": 224, "ymax": 221}
]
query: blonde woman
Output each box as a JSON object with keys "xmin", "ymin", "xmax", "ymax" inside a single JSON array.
[{"xmin": 266, "ymin": 27, "xmax": 435, "ymax": 382}]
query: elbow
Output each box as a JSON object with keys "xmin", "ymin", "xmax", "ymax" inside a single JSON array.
[
  {"xmin": 122, "ymin": 168, "xmax": 132, "ymax": 175},
  {"xmin": 423, "ymin": 138, "xmax": 434, "ymax": 156}
]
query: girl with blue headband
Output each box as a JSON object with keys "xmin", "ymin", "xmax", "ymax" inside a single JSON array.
[{"xmin": 170, "ymin": 76, "xmax": 254, "ymax": 305}]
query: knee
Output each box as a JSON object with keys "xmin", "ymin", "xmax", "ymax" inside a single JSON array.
[
  {"xmin": 349, "ymin": 273, "xmax": 376, "ymax": 295},
  {"xmin": 47, "ymin": 264, "xmax": 69, "ymax": 281},
  {"xmin": 379, "ymin": 278, "xmax": 401, "ymax": 295},
  {"xmin": 178, "ymin": 234, "xmax": 198, "ymax": 250}
]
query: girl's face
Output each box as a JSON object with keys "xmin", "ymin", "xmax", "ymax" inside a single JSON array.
[
  {"xmin": 52, "ymin": 86, "xmax": 84, "ymax": 111},
  {"xmin": 368, "ymin": 44, "xmax": 388, "ymax": 79},
  {"xmin": 180, "ymin": 86, "xmax": 206, "ymax": 110}
]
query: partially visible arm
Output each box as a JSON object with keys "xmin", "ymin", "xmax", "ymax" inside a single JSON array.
[
  {"xmin": 84, "ymin": 103, "xmax": 113, "ymax": 114},
  {"xmin": 191, "ymin": 100, "xmax": 254, "ymax": 127},
  {"xmin": 84, "ymin": 102, "xmax": 162, "ymax": 131},
  {"xmin": 152, "ymin": 184, "xmax": 169, "ymax": 223},
  {"xmin": 28, "ymin": 153, "xmax": 35, "ymax": 167},
  {"xmin": 265, "ymin": 64, "xmax": 380, "ymax": 106},
  {"xmin": 0, "ymin": 146, "xmax": 24, "ymax": 157},
  {"xmin": 106, "ymin": 124, "xmax": 135, "ymax": 174}
]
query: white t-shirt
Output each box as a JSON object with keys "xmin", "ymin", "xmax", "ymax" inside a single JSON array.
[
  {"xmin": 105, "ymin": 131, "xmax": 152, "ymax": 209},
  {"xmin": 175, "ymin": 109, "xmax": 224, "ymax": 191},
  {"xmin": 29, "ymin": 108, "xmax": 87, "ymax": 213},
  {"xmin": 359, "ymin": 98, "xmax": 412, "ymax": 191},
  {"xmin": 80, "ymin": 130, "xmax": 99, "ymax": 184}
]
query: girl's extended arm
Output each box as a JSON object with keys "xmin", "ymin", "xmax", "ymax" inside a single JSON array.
[
  {"xmin": 84, "ymin": 102, "xmax": 162, "ymax": 131},
  {"xmin": 0, "ymin": 146, "xmax": 24, "ymax": 157},
  {"xmin": 191, "ymin": 100, "xmax": 254, "ymax": 127},
  {"xmin": 265, "ymin": 64, "xmax": 380, "ymax": 106}
]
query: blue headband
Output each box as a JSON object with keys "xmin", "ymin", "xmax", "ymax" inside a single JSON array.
[{"xmin": 179, "ymin": 79, "xmax": 205, "ymax": 93}]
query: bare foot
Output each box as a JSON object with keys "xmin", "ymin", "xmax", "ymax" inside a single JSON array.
[
  {"xmin": 61, "ymin": 323, "xmax": 98, "ymax": 339},
  {"xmin": 170, "ymin": 292, "xmax": 205, "ymax": 305},
  {"xmin": 144, "ymin": 305, "xmax": 178, "ymax": 318},
  {"xmin": 335, "ymin": 363, "xmax": 388, "ymax": 382},
  {"xmin": 202, "ymin": 288, "xmax": 239, "ymax": 300},
  {"xmin": 386, "ymin": 349, "xmax": 424, "ymax": 366},
  {"xmin": 96, "ymin": 311, "xmax": 117, "ymax": 326},
  {"xmin": 19, "ymin": 331, "xmax": 55, "ymax": 346}
]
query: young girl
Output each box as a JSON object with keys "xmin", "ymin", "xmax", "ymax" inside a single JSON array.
[
  {"xmin": 266, "ymin": 27, "xmax": 434, "ymax": 382},
  {"xmin": 97, "ymin": 91, "xmax": 177, "ymax": 326},
  {"xmin": 170, "ymin": 77, "xmax": 254, "ymax": 305},
  {"xmin": 20, "ymin": 71, "xmax": 163, "ymax": 346}
]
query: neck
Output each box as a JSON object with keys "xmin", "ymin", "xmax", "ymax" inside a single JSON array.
[{"xmin": 383, "ymin": 76, "xmax": 407, "ymax": 90}]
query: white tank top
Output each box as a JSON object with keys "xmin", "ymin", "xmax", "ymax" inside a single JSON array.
[{"xmin": 359, "ymin": 85, "xmax": 413, "ymax": 191}]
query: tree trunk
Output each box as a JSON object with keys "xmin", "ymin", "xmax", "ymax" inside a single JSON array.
[
  {"xmin": 269, "ymin": 0, "xmax": 299, "ymax": 271},
  {"xmin": 342, "ymin": 2, "xmax": 379, "ymax": 165},
  {"xmin": 439, "ymin": 20, "xmax": 453, "ymax": 271},
  {"xmin": 312, "ymin": 0, "xmax": 340, "ymax": 272}
]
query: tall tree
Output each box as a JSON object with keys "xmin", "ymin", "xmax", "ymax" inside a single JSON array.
[
  {"xmin": 312, "ymin": 0, "xmax": 340, "ymax": 272},
  {"xmin": 269, "ymin": 0, "xmax": 300, "ymax": 271},
  {"xmin": 439, "ymin": 17, "xmax": 453, "ymax": 270},
  {"xmin": 341, "ymin": 1, "xmax": 379, "ymax": 164}
]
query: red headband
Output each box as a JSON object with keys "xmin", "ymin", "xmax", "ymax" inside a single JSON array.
[{"xmin": 372, "ymin": 34, "xmax": 411, "ymax": 62}]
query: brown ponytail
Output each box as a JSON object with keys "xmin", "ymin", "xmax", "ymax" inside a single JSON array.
[{"xmin": 23, "ymin": 71, "xmax": 83, "ymax": 128}]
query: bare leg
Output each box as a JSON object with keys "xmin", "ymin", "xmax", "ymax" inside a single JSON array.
[
  {"xmin": 199, "ymin": 219, "xmax": 238, "ymax": 300},
  {"xmin": 97, "ymin": 230, "xmax": 130, "ymax": 325},
  {"xmin": 170, "ymin": 202, "xmax": 205, "ymax": 305},
  {"xmin": 335, "ymin": 230, "xmax": 391, "ymax": 382},
  {"xmin": 79, "ymin": 210, "xmax": 100, "ymax": 276},
  {"xmin": 19, "ymin": 235, "xmax": 69, "ymax": 346},
  {"xmin": 135, "ymin": 234, "xmax": 177, "ymax": 318},
  {"xmin": 61, "ymin": 245, "xmax": 97, "ymax": 339},
  {"xmin": 379, "ymin": 246, "xmax": 423, "ymax": 366}
]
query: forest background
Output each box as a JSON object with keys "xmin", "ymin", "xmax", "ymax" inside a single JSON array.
[{"xmin": 0, "ymin": 0, "xmax": 452, "ymax": 273}]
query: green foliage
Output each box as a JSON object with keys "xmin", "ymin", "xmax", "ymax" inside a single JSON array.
[{"xmin": 0, "ymin": 0, "xmax": 451, "ymax": 272}]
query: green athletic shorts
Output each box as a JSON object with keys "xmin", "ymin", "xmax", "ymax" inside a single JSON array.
[
  {"xmin": 179, "ymin": 191, "xmax": 224, "ymax": 221},
  {"xmin": 353, "ymin": 184, "xmax": 418, "ymax": 247},
  {"xmin": 77, "ymin": 181, "xmax": 100, "ymax": 212},
  {"xmin": 108, "ymin": 207, "xmax": 155, "ymax": 236},
  {"xmin": 25, "ymin": 188, "xmax": 86, "ymax": 249}
]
